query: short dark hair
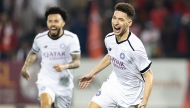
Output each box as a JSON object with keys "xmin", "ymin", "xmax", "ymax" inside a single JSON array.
[
  {"xmin": 115, "ymin": 3, "xmax": 135, "ymax": 19},
  {"xmin": 45, "ymin": 6, "xmax": 67, "ymax": 22}
]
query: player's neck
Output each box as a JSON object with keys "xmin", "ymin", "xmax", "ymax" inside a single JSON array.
[
  {"xmin": 48, "ymin": 29, "xmax": 64, "ymax": 39},
  {"xmin": 58, "ymin": 29, "xmax": 64, "ymax": 37},
  {"xmin": 116, "ymin": 29, "xmax": 129, "ymax": 42}
]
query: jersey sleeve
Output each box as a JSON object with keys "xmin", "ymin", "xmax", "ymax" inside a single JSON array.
[
  {"xmin": 104, "ymin": 32, "xmax": 114, "ymax": 49},
  {"xmin": 70, "ymin": 35, "xmax": 81, "ymax": 54},
  {"xmin": 32, "ymin": 37, "xmax": 40, "ymax": 53},
  {"xmin": 133, "ymin": 49, "xmax": 152, "ymax": 74}
]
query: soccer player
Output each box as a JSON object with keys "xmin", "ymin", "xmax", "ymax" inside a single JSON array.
[
  {"xmin": 21, "ymin": 7, "xmax": 81, "ymax": 108},
  {"xmin": 78, "ymin": 2, "xmax": 154, "ymax": 108}
]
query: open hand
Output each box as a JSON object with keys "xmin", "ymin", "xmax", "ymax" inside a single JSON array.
[{"xmin": 78, "ymin": 74, "xmax": 95, "ymax": 89}]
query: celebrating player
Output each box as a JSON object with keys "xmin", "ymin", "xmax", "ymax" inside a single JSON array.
[
  {"xmin": 21, "ymin": 7, "xmax": 81, "ymax": 108},
  {"xmin": 78, "ymin": 2, "xmax": 154, "ymax": 108}
]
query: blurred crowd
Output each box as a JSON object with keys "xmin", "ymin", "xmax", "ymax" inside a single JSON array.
[{"xmin": 0, "ymin": 0, "xmax": 190, "ymax": 61}]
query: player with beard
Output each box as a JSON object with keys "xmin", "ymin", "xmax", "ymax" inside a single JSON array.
[
  {"xmin": 21, "ymin": 7, "xmax": 81, "ymax": 108},
  {"xmin": 78, "ymin": 2, "xmax": 154, "ymax": 108}
]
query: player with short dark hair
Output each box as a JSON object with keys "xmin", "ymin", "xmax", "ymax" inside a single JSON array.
[
  {"xmin": 45, "ymin": 6, "xmax": 67, "ymax": 22},
  {"xmin": 78, "ymin": 2, "xmax": 154, "ymax": 108},
  {"xmin": 21, "ymin": 6, "xmax": 81, "ymax": 108}
]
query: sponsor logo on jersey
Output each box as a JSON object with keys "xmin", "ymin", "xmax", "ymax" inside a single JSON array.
[
  {"xmin": 43, "ymin": 51, "xmax": 65, "ymax": 60},
  {"xmin": 109, "ymin": 55, "xmax": 126, "ymax": 70}
]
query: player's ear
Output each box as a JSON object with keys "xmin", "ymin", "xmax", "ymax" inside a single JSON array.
[
  {"xmin": 62, "ymin": 21, "xmax": 66, "ymax": 27},
  {"xmin": 128, "ymin": 19, "xmax": 132, "ymax": 27}
]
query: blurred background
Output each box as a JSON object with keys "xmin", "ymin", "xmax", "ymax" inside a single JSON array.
[{"xmin": 0, "ymin": 0, "xmax": 190, "ymax": 108}]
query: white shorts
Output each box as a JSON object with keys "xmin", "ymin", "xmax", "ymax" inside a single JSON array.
[
  {"xmin": 91, "ymin": 80, "xmax": 138, "ymax": 108},
  {"xmin": 37, "ymin": 84, "xmax": 72, "ymax": 108},
  {"xmin": 91, "ymin": 81, "xmax": 117, "ymax": 108}
]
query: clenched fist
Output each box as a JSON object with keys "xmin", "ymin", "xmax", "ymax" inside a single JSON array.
[
  {"xmin": 53, "ymin": 64, "xmax": 68, "ymax": 72},
  {"xmin": 21, "ymin": 68, "xmax": 31, "ymax": 80}
]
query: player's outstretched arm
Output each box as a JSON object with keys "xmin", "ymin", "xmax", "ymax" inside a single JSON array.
[
  {"xmin": 138, "ymin": 69, "xmax": 154, "ymax": 108},
  {"xmin": 21, "ymin": 50, "xmax": 37, "ymax": 80},
  {"xmin": 78, "ymin": 54, "xmax": 111, "ymax": 89}
]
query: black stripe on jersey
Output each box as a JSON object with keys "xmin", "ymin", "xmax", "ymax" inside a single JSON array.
[
  {"xmin": 65, "ymin": 34, "xmax": 73, "ymax": 38},
  {"xmin": 116, "ymin": 32, "xmax": 131, "ymax": 44},
  {"xmin": 105, "ymin": 33, "xmax": 114, "ymax": 38},
  {"xmin": 32, "ymin": 48, "xmax": 39, "ymax": 53},
  {"xmin": 36, "ymin": 33, "xmax": 47, "ymax": 39},
  {"xmin": 140, "ymin": 62, "xmax": 152, "ymax": 73},
  {"xmin": 128, "ymin": 40, "xmax": 134, "ymax": 51},
  {"xmin": 141, "ymin": 74, "xmax": 145, "ymax": 82},
  {"xmin": 71, "ymin": 51, "xmax": 80, "ymax": 54}
]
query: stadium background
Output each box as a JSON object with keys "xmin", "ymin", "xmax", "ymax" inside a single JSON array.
[{"xmin": 0, "ymin": 0, "xmax": 190, "ymax": 108}]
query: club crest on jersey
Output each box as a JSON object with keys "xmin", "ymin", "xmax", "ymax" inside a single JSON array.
[
  {"xmin": 120, "ymin": 53, "xmax": 125, "ymax": 59},
  {"xmin": 60, "ymin": 43, "xmax": 65, "ymax": 49},
  {"xmin": 96, "ymin": 90, "xmax": 101, "ymax": 96}
]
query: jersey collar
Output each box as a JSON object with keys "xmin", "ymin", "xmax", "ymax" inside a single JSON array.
[
  {"xmin": 116, "ymin": 31, "xmax": 131, "ymax": 44},
  {"xmin": 48, "ymin": 31, "xmax": 64, "ymax": 40}
]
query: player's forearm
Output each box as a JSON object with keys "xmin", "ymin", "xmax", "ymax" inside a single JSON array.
[
  {"xmin": 67, "ymin": 53, "xmax": 81, "ymax": 69},
  {"xmin": 90, "ymin": 54, "xmax": 111, "ymax": 76},
  {"xmin": 22, "ymin": 50, "xmax": 37, "ymax": 69},
  {"xmin": 67, "ymin": 60, "xmax": 80, "ymax": 69},
  {"xmin": 142, "ymin": 69, "xmax": 154, "ymax": 105}
]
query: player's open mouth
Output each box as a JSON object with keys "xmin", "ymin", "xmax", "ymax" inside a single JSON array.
[
  {"xmin": 114, "ymin": 26, "xmax": 121, "ymax": 33},
  {"xmin": 50, "ymin": 27, "xmax": 57, "ymax": 34}
]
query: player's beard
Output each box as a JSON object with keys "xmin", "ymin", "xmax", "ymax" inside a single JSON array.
[
  {"xmin": 118, "ymin": 27, "xmax": 127, "ymax": 37},
  {"xmin": 114, "ymin": 27, "xmax": 127, "ymax": 37},
  {"xmin": 50, "ymin": 28, "xmax": 61, "ymax": 38}
]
